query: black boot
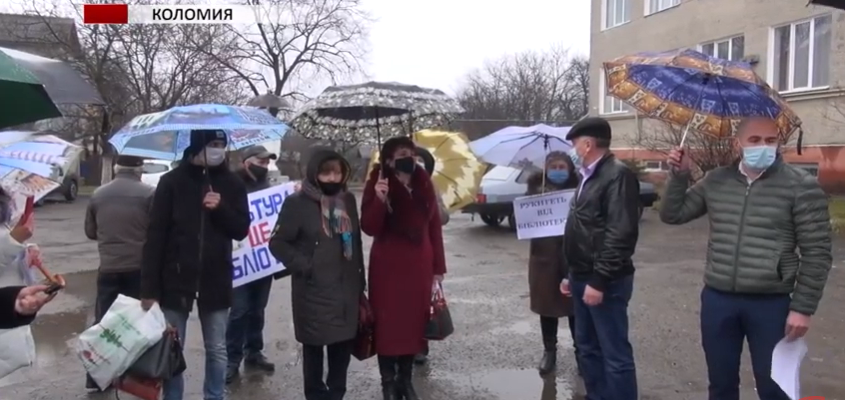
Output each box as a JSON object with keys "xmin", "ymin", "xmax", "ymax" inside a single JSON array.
[
  {"xmin": 537, "ymin": 341, "xmax": 557, "ymax": 375},
  {"xmin": 378, "ymin": 356, "xmax": 398, "ymax": 400},
  {"xmin": 396, "ymin": 355, "xmax": 420, "ymax": 400}
]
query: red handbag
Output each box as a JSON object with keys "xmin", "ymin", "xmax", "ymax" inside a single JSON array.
[{"xmin": 352, "ymin": 294, "xmax": 376, "ymax": 361}]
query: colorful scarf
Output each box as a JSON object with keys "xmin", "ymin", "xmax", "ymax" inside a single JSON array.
[{"xmin": 302, "ymin": 180, "xmax": 353, "ymax": 260}]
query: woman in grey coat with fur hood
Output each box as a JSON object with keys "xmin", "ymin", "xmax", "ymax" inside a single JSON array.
[{"xmin": 269, "ymin": 148, "xmax": 365, "ymax": 400}]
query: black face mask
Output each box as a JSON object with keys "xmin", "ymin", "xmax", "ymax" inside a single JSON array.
[
  {"xmin": 248, "ymin": 164, "xmax": 268, "ymax": 181},
  {"xmin": 319, "ymin": 181, "xmax": 343, "ymax": 196},
  {"xmin": 393, "ymin": 156, "xmax": 416, "ymax": 174}
]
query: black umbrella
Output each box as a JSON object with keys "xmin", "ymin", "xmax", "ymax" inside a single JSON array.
[
  {"xmin": 808, "ymin": 0, "xmax": 845, "ymax": 10},
  {"xmin": 291, "ymin": 81, "xmax": 464, "ymax": 145}
]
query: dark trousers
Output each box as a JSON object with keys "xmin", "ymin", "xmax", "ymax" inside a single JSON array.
[
  {"xmin": 302, "ymin": 340, "xmax": 353, "ymax": 400},
  {"xmin": 539, "ymin": 315, "xmax": 576, "ymax": 350},
  {"xmin": 226, "ymin": 277, "xmax": 272, "ymax": 368},
  {"xmin": 87, "ymin": 270, "xmax": 141, "ymax": 389},
  {"xmin": 700, "ymin": 286, "xmax": 791, "ymax": 400},
  {"xmin": 571, "ymin": 275, "xmax": 637, "ymax": 400}
]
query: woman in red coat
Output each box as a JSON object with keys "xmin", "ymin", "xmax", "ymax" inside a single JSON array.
[{"xmin": 361, "ymin": 136, "xmax": 446, "ymax": 400}]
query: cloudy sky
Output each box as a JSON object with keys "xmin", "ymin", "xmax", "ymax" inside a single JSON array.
[{"xmin": 360, "ymin": 0, "xmax": 591, "ymax": 95}]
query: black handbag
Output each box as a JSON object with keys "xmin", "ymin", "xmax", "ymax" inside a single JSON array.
[
  {"xmin": 424, "ymin": 283, "xmax": 454, "ymax": 341},
  {"xmin": 126, "ymin": 331, "xmax": 187, "ymax": 380}
]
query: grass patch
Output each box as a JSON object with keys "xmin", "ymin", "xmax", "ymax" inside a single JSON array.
[{"xmin": 829, "ymin": 197, "xmax": 845, "ymax": 233}]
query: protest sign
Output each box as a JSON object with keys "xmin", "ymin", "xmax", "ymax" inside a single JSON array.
[
  {"xmin": 512, "ymin": 189, "xmax": 575, "ymax": 240},
  {"xmin": 232, "ymin": 181, "xmax": 297, "ymax": 287}
]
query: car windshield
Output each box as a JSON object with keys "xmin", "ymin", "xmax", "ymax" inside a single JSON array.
[
  {"xmin": 482, "ymin": 167, "xmax": 514, "ymax": 181},
  {"xmin": 142, "ymin": 163, "xmax": 168, "ymax": 174}
]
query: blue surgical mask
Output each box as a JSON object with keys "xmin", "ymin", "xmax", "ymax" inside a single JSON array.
[
  {"xmin": 742, "ymin": 145, "xmax": 778, "ymax": 170},
  {"xmin": 567, "ymin": 148, "xmax": 582, "ymax": 169},
  {"xmin": 547, "ymin": 169, "xmax": 569, "ymax": 184}
]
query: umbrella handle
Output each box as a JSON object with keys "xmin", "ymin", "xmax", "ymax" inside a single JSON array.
[{"xmin": 375, "ymin": 107, "xmax": 382, "ymax": 147}]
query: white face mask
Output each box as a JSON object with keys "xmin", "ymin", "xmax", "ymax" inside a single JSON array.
[{"xmin": 197, "ymin": 147, "xmax": 226, "ymax": 166}]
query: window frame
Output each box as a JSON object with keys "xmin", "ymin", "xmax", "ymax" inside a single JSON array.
[
  {"xmin": 698, "ymin": 35, "xmax": 745, "ymax": 62},
  {"xmin": 645, "ymin": 0, "xmax": 680, "ymax": 16},
  {"xmin": 602, "ymin": 0, "xmax": 631, "ymax": 30},
  {"xmin": 768, "ymin": 14, "xmax": 832, "ymax": 93},
  {"xmin": 643, "ymin": 160, "xmax": 670, "ymax": 172},
  {"xmin": 599, "ymin": 73, "xmax": 628, "ymax": 115}
]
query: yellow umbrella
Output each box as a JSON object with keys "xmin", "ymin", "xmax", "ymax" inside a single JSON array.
[{"xmin": 367, "ymin": 130, "xmax": 485, "ymax": 212}]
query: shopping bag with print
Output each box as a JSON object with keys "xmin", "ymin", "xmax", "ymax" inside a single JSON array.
[
  {"xmin": 424, "ymin": 282, "xmax": 454, "ymax": 341},
  {"xmin": 74, "ymin": 294, "xmax": 167, "ymax": 390}
]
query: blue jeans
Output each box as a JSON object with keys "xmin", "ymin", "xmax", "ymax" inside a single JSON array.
[
  {"xmin": 571, "ymin": 275, "xmax": 637, "ymax": 400},
  {"xmin": 700, "ymin": 286, "xmax": 791, "ymax": 400},
  {"xmin": 226, "ymin": 277, "xmax": 272, "ymax": 368},
  {"xmin": 163, "ymin": 307, "xmax": 229, "ymax": 400}
]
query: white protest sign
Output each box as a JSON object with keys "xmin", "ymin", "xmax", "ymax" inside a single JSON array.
[
  {"xmin": 232, "ymin": 181, "xmax": 297, "ymax": 287},
  {"xmin": 512, "ymin": 189, "xmax": 575, "ymax": 240}
]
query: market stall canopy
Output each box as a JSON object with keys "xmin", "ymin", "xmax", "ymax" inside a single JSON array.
[
  {"xmin": 808, "ymin": 0, "xmax": 845, "ymax": 10},
  {"xmin": 0, "ymin": 46, "xmax": 104, "ymax": 105}
]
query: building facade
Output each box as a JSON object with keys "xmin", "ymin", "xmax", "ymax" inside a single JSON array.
[{"xmin": 589, "ymin": 0, "xmax": 845, "ymax": 191}]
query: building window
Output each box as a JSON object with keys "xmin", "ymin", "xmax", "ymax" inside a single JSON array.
[
  {"xmin": 604, "ymin": 0, "xmax": 631, "ymax": 29},
  {"xmin": 600, "ymin": 75, "xmax": 628, "ymax": 114},
  {"xmin": 646, "ymin": 0, "xmax": 680, "ymax": 15},
  {"xmin": 772, "ymin": 14, "xmax": 832, "ymax": 92},
  {"xmin": 699, "ymin": 36, "xmax": 745, "ymax": 61},
  {"xmin": 643, "ymin": 160, "xmax": 670, "ymax": 171}
]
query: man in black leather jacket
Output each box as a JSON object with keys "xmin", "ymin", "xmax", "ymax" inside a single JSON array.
[{"xmin": 560, "ymin": 117, "xmax": 639, "ymax": 400}]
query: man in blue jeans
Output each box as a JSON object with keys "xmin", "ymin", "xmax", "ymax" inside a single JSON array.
[
  {"xmin": 660, "ymin": 117, "xmax": 832, "ymax": 400},
  {"xmin": 141, "ymin": 130, "xmax": 250, "ymax": 400},
  {"xmin": 560, "ymin": 118, "xmax": 640, "ymax": 400},
  {"xmin": 226, "ymin": 146, "xmax": 278, "ymax": 382}
]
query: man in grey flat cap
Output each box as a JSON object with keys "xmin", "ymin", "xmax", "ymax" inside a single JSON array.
[{"xmin": 84, "ymin": 155, "xmax": 154, "ymax": 390}]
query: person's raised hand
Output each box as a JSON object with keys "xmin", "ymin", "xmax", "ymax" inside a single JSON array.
[
  {"xmin": 203, "ymin": 191, "xmax": 221, "ymax": 210},
  {"xmin": 15, "ymin": 284, "xmax": 53, "ymax": 315},
  {"xmin": 374, "ymin": 171, "xmax": 389, "ymax": 202},
  {"xmin": 667, "ymin": 146, "xmax": 691, "ymax": 172}
]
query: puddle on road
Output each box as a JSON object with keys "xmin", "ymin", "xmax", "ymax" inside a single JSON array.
[{"xmin": 430, "ymin": 368, "xmax": 581, "ymax": 400}]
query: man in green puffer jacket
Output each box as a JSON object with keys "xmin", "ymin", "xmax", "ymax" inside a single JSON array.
[{"xmin": 660, "ymin": 117, "xmax": 832, "ymax": 400}]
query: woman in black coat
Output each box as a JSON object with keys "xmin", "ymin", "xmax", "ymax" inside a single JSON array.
[
  {"xmin": 269, "ymin": 149, "xmax": 365, "ymax": 400},
  {"xmin": 526, "ymin": 151, "xmax": 579, "ymax": 375}
]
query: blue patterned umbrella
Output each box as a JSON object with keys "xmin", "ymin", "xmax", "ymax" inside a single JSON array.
[
  {"xmin": 604, "ymin": 49, "xmax": 802, "ymax": 146},
  {"xmin": 109, "ymin": 104, "xmax": 290, "ymax": 160}
]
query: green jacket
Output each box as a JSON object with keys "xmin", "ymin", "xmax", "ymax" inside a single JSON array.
[{"xmin": 660, "ymin": 159, "xmax": 831, "ymax": 315}]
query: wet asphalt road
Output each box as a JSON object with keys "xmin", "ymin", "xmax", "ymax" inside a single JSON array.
[{"xmin": 1, "ymin": 198, "xmax": 844, "ymax": 399}]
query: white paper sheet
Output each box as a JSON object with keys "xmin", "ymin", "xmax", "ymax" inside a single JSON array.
[{"xmin": 771, "ymin": 337, "xmax": 808, "ymax": 400}]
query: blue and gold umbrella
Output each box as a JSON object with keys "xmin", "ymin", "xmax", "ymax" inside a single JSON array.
[{"xmin": 604, "ymin": 49, "xmax": 802, "ymax": 147}]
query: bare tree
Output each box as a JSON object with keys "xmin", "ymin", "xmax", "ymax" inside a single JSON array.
[
  {"xmin": 455, "ymin": 45, "xmax": 589, "ymax": 123},
  {"xmin": 192, "ymin": 0, "xmax": 371, "ymax": 114},
  {"xmin": 8, "ymin": 0, "xmax": 251, "ymax": 143},
  {"xmin": 636, "ymin": 121, "xmax": 737, "ymax": 176}
]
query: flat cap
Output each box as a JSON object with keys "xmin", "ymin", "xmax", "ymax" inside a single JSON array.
[
  {"xmin": 116, "ymin": 155, "xmax": 144, "ymax": 167},
  {"xmin": 565, "ymin": 117, "xmax": 612, "ymax": 141},
  {"xmin": 241, "ymin": 145, "xmax": 277, "ymax": 160}
]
